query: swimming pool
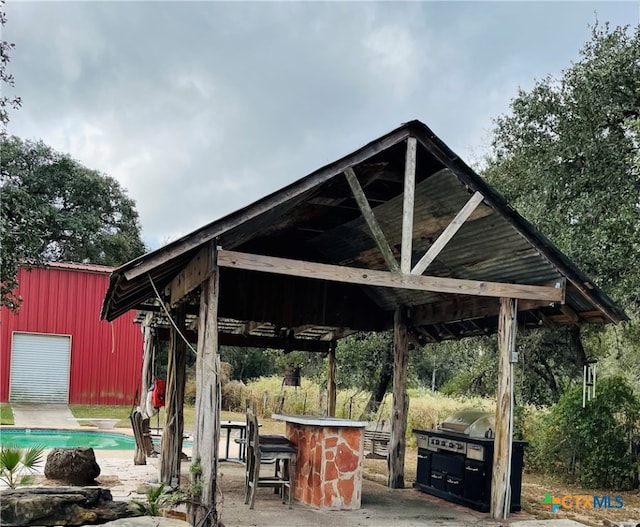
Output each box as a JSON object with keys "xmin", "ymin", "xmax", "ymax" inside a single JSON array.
[{"xmin": 0, "ymin": 428, "xmax": 136, "ymax": 450}]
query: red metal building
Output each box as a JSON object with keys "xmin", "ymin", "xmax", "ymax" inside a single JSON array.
[{"xmin": 0, "ymin": 263, "xmax": 143, "ymax": 405}]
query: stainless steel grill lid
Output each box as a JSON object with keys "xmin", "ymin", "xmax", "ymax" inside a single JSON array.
[{"xmin": 440, "ymin": 410, "xmax": 495, "ymax": 439}]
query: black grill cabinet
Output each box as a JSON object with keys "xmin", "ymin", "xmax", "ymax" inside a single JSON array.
[{"xmin": 413, "ymin": 416, "xmax": 526, "ymax": 512}]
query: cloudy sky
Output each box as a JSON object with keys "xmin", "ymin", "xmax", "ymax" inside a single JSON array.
[{"xmin": 4, "ymin": 1, "xmax": 639, "ymax": 250}]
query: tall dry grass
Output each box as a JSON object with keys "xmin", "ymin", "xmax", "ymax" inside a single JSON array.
[{"xmin": 220, "ymin": 375, "xmax": 499, "ymax": 443}]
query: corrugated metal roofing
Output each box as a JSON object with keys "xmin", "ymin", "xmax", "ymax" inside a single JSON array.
[
  {"xmin": 44, "ymin": 261, "xmax": 114, "ymax": 273},
  {"xmin": 1, "ymin": 265, "xmax": 143, "ymax": 404},
  {"xmin": 101, "ymin": 120, "xmax": 626, "ymax": 345}
]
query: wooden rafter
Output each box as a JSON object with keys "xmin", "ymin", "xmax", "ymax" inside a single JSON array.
[
  {"xmin": 411, "ymin": 191, "xmax": 485, "ymax": 276},
  {"xmin": 559, "ymin": 305, "xmax": 580, "ymax": 323},
  {"xmin": 232, "ymin": 320, "xmax": 260, "ymax": 335},
  {"xmin": 344, "ymin": 167, "xmax": 400, "ymax": 273},
  {"xmin": 401, "ymin": 137, "xmax": 417, "ymax": 273},
  {"xmin": 412, "ymin": 297, "xmax": 551, "ymax": 327},
  {"xmin": 219, "ymin": 333, "xmax": 331, "ymax": 352},
  {"xmin": 168, "ymin": 242, "xmax": 216, "ymax": 306},
  {"xmin": 291, "ymin": 324, "xmax": 315, "ymax": 336},
  {"xmin": 217, "ymin": 250, "xmax": 565, "ymax": 302}
]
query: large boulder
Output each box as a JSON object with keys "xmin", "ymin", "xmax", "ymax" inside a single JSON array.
[
  {"xmin": 45, "ymin": 448, "xmax": 101, "ymax": 484},
  {"xmin": 0, "ymin": 487, "xmax": 133, "ymax": 526}
]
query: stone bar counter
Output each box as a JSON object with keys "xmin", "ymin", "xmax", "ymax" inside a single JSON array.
[{"xmin": 272, "ymin": 414, "xmax": 367, "ymax": 510}]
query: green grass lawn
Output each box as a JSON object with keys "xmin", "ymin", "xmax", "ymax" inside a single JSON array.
[
  {"xmin": 0, "ymin": 403, "xmax": 14, "ymax": 425},
  {"xmin": 68, "ymin": 405, "xmax": 285, "ymax": 434},
  {"xmin": 70, "ymin": 405, "xmax": 134, "ymax": 427}
]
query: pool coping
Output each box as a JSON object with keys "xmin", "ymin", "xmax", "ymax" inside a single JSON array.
[{"xmin": 0, "ymin": 424, "xmax": 135, "ymax": 435}]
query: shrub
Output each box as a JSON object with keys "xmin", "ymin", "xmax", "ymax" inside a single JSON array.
[
  {"xmin": 528, "ymin": 376, "xmax": 640, "ymax": 490},
  {"xmin": 184, "ymin": 361, "xmax": 233, "ymax": 405},
  {"xmin": 0, "ymin": 444, "xmax": 45, "ymax": 488},
  {"xmin": 131, "ymin": 482, "xmax": 169, "ymax": 516},
  {"xmin": 222, "ymin": 380, "xmax": 249, "ymax": 412}
]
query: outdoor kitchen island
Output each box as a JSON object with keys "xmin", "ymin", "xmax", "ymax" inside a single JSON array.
[{"xmin": 272, "ymin": 414, "xmax": 367, "ymax": 510}]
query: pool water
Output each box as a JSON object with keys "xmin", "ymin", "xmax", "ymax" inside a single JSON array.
[{"xmin": 0, "ymin": 428, "xmax": 136, "ymax": 450}]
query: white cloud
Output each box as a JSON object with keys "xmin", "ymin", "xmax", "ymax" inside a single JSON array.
[
  {"xmin": 363, "ymin": 24, "xmax": 421, "ymax": 100},
  {"xmin": 4, "ymin": 1, "xmax": 638, "ymax": 250}
]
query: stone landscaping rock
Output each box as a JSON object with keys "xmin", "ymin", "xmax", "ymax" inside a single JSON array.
[
  {"xmin": 135, "ymin": 482, "xmax": 153, "ymax": 494},
  {"xmin": 0, "ymin": 486, "xmax": 134, "ymax": 526},
  {"xmin": 83, "ymin": 518, "xmax": 190, "ymax": 527},
  {"xmin": 603, "ymin": 521, "xmax": 640, "ymax": 527},
  {"xmin": 134, "ymin": 482, "xmax": 164, "ymax": 495},
  {"xmin": 45, "ymin": 447, "xmax": 101, "ymax": 484}
]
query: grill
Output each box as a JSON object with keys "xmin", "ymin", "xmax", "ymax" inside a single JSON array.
[{"xmin": 413, "ymin": 410, "xmax": 526, "ymax": 513}]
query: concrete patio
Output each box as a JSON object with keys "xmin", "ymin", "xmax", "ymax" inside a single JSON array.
[
  {"xmin": 1, "ymin": 406, "xmax": 589, "ymax": 527},
  {"xmin": 11, "ymin": 403, "xmax": 78, "ymax": 428},
  {"xmin": 87, "ymin": 449, "xmax": 585, "ymax": 527}
]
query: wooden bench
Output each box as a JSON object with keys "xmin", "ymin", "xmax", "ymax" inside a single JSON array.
[{"xmin": 364, "ymin": 423, "xmax": 391, "ymax": 459}]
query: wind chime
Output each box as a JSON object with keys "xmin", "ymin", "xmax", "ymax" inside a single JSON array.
[{"xmin": 582, "ymin": 359, "xmax": 597, "ymax": 408}]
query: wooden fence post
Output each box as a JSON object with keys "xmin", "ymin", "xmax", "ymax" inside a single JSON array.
[{"xmin": 327, "ymin": 342, "xmax": 337, "ymax": 417}]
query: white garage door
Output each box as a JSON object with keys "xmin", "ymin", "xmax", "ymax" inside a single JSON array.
[{"xmin": 10, "ymin": 333, "xmax": 71, "ymax": 403}]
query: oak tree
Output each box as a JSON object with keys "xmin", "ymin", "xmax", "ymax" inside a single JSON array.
[
  {"xmin": 1, "ymin": 137, "xmax": 146, "ymax": 310},
  {"xmin": 481, "ymin": 22, "xmax": 640, "ymax": 402}
]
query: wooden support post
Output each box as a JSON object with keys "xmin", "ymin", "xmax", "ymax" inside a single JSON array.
[
  {"xmin": 160, "ymin": 303, "xmax": 188, "ymax": 486},
  {"xmin": 187, "ymin": 253, "xmax": 221, "ymax": 527},
  {"xmin": 491, "ymin": 297, "xmax": 518, "ymax": 519},
  {"xmin": 134, "ymin": 314, "xmax": 154, "ymax": 465},
  {"xmin": 327, "ymin": 342, "xmax": 337, "ymax": 417},
  {"xmin": 388, "ymin": 305, "xmax": 409, "ymax": 488},
  {"xmin": 139, "ymin": 313, "xmax": 154, "ymax": 417},
  {"xmin": 401, "ymin": 137, "xmax": 417, "ymax": 274}
]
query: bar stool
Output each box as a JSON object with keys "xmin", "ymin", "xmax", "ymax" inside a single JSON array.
[{"xmin": 244, "ymin": 408, "xmax": 297, "ymax": 509}]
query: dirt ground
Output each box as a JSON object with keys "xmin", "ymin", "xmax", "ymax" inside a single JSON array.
[
  {"xmin": 519, "ymin": 472, "xmax": 640, "ymax": 527},
  {"xmin": 363, "ymin": 451, "xmax": 640, "ymax": 527},
  {"xmin": 27, "ymin": 443, "xmax": 640, "ymax": 526}
]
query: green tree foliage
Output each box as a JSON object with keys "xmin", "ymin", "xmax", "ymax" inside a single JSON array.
[
  {"xmin": 0, "ymin": 0, "xmax": 21, "ymax": 135},
  {"xmin": 220, "ymin": 346, "xmax": 277, "ymax": 382},
  {"xmin": 591, "ymin": 303, "xmax": 640, "ymax": 388},
  {"xmin": 336, "ymin": 333, "xmax": 392, "ymax": 391},
  {"xmin": 414, "ymin": 338, "xmax": 498, "ymax": 395},
  {"xmin": 438, "ymin": 338, "xmax": 498, "ymax": 398},
  {"xmin": 484, "ymin": 22, "xmax": 640, "ymax": 305},
  {"xmin": 526, "ymin": 376, "xmax": 640, "ymax": 490},
  {"xmin": 440, "ymin": 23, "xmax": 640, "ymax": 405},
  {"xmin": 1, "ymin": 137, "xmax": 146, "ymax": 310}
]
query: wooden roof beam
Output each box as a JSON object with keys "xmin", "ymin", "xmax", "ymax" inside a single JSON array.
[
  {"xmin": 232, "ymin": 320, "xmax": 260, "ymax": 335},
  {"xmin": 412, "ymin": 297, "xmax": 552, "ymax": 326},
  {"xmin": 401, "ymin": 137, "xmax": 417, "ymax": 273},
  {"xmin": 218, "ymin": 333, "xmax": 331, "ymax": 352},
  {"xmin": 411, "ymin": 191, "xmax": 484, "ymax": 276},
  {"xmin": 218, "ymin": 249, "xmax": 565, "ymax": 302},
  {"xmin": 559, "ymin": 305, "xmax": 580, "ymax": 323},
  {"xmin": 168, "ymin": 242, "xmax": 216, "ymax": 306},
  {"xmin": 344, "ymin": 167, "xmax": 400, "ymax": 273}
]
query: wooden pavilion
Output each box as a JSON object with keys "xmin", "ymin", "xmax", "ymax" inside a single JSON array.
[{"xmin": 101, "ymin": 120, "xmax": 626, "ymax": 526}]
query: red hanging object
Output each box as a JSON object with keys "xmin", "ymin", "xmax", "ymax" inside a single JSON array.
[{"xmin": 151, "ymin": 378, "xmax": 166, "ymax": 408}]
